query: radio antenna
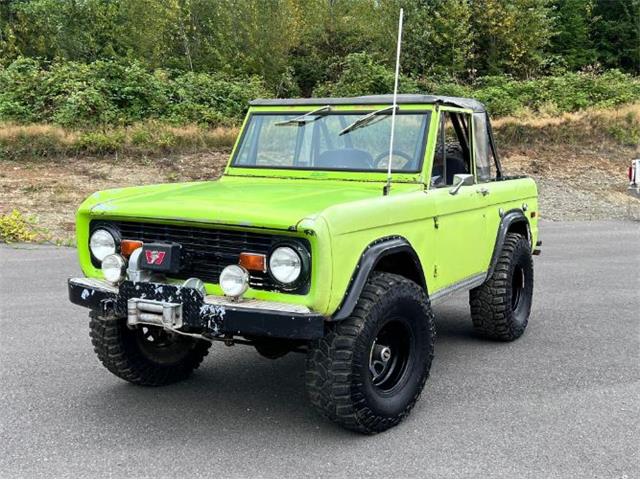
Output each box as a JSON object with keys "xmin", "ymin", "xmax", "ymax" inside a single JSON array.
[{"xmin": 383, "ymin": 8, "xmax": 403, "ymax": 196}]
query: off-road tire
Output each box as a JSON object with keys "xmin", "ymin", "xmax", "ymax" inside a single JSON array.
[
  {"xmin": 89, "ymin": 312, "xmax": 210, "ymax": 386},
  {"xmin": 469, "ymin": 232, "xmax": 534, "ymax": 341},
  {"xmin": 305, "ymin": 273, "xmax": 435, "ymax": 434}
]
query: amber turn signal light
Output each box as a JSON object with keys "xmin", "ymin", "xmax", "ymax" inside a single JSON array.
[
  {"xmin": 120, "ymin": 239, "xmax": 144, "ymax": 257},
  {"xmin": 239, "ymin": 252, "xmax": 267, "ymax": 272}
]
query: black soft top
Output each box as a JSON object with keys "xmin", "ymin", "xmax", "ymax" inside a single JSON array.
[{"xmin": 249, "ymin": 94, "xmax": 486, "ymax": 113}]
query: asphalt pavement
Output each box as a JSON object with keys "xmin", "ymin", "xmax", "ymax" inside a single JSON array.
[{"xmin": 1, "ymin": 220, "xmax": 638, "ymax": 478}]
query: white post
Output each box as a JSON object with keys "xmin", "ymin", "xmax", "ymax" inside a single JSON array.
[{"xmin": 385, "ymin": 8, "xmax": 403, "ymax": 196}]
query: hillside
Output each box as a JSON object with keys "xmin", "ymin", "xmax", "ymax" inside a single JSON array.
[{"xmin": 1, "ymin": 104, "xmax": 638, "ymax": 243}]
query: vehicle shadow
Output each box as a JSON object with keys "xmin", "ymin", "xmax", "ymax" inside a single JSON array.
[{"xmin": 82, "ymin": 300, "xmax": 482, "ymax": 439}]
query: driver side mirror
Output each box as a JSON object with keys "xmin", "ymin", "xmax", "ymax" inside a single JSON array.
[{"xmin": 449, "ymin": 174, "xmax": 475, "ymax": 195}]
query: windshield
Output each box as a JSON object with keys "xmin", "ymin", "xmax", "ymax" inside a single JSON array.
[{"xmin": 232, "ymin": 111, "xmax": 431, "ymax": 173}]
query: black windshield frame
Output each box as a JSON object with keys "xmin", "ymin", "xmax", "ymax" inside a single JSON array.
[{"xmin": 230, "ymin": 110, "xmax": 432, "ymax": 174}]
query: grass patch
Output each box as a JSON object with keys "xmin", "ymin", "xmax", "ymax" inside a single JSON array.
[
  {"xmin": 0, "ymin": 122, "xmax": 238, "ymax": 160},
  {"xmin": 494, "ymin": 103, "xmax": 640, "ymax": 148},
  {"xmin": 0, "ymin": 121, "xmax": 238, "ymax": 160}
]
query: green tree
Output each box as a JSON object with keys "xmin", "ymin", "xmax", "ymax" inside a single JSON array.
[
  {"xmin": 592, "ymin": 0, "xmax": 640, "ymax": 73},
  {"xmin": 470, "ymin": 0, "xmax": 555, "ymax": 78},
  {"xmin": 383, "ymin": 0, "xmax": 473, "ymax": 80},
  {"xmin": 550, "ymin": 0, "xmax": 597, "ymax": 70}
]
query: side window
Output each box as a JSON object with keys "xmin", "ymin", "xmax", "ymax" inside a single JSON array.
[
  {"xmin": 473, "ymin": 113, "xmax": 499, "ymax": 182},
  {"xmin": 431, "ymin": 111, "xmax": 472, "ymax": 187}
]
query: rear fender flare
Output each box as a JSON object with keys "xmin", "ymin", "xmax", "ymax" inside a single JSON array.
[
  {"xmin": 486, "ymin": 209, "xmax": 530, "ymax": 280},
  {"xmin": 331, "ymin": 236, "xmax": 427, "ymax": 321}
]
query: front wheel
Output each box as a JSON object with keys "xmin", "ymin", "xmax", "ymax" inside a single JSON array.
[
  {"xmin": 89, "ymin": 313, "xmax": 211, "ymax": 386},
  {"xmin": 469, "ymin": 232, "xmax": 534, "ymax": 341},
  {"xmin": 305, "ymin": 273, "xmax": 435, "ymax": 434}
]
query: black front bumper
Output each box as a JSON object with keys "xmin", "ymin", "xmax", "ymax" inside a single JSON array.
[{"xmin": 68, "ymin": 278, "xmax": 325, "ymax": 340}]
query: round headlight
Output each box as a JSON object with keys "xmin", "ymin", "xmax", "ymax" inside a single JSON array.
[
  {"xmin": 101, "ymin": 254, "xmax": 126, "ymax": 284},
  {"xmin": 220, "ymin": 265, "xmax": 249, "ymax": 297},
  {"xmin": 269, "ymin": 246, "xmax": 302, "ymax": 284},
  {"xmin": 90, "ymin": 229, "xmax": 116, "ymax": 261}
]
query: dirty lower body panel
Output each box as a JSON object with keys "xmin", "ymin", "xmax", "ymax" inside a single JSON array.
[{"xmin": 68, "ymin": 277, "xmax": 325, "ymax": 340}]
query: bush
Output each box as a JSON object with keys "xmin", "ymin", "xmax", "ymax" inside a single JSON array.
[
  {"xmin": 469, "ymin": 70, "xmax": 640, "ymax": 116},
  {"xmin": 603, "ymin": 111, "xmax": 640, "ymax": 146},
  {"xmin": 313, "ymin": 53, "xmax": 420, "ymax": 97},
  {"xmin": 0, "ymin": 209, "xmax": 39, "ymax": 243},
  {"xmin": 0, "ymin": 57, "xmax": 267, "ymax": 128},
  {"xmin": 1, "ymin": 57, "xmax": 639, "ymax": 128},
  {"xmin": 167, "ymin": 72, "xmax": 268, "ymax": 125},
  {"xmin": 75, "ymin": 130, "xmax": 126, "ymax": 154},
  {"xmin": 0, "ymin": 58, "xmax": 46, "ymax": 123},
  {"xmin": 313, "ymin": 57, "xmax": 640, "ymax": 117}
]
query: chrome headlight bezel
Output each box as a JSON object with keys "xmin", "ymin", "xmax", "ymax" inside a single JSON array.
[
  {"xmin": 89, "ymin": 227, "xmax": 119, "ymax": 262},
  {"xmin": 268, "ymin": 242, "xmax": 311, "ymax": 290}
]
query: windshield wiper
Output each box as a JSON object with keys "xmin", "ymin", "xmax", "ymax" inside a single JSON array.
[
  {"xmin": 274, "ymin": 105, "xmax": 332, "ymax": 126},
  {"xmin": 338, "ymin": 105, "xmax": 396, "ymax": 136}
]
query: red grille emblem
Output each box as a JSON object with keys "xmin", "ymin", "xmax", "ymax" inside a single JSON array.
[{"xmin": 145, "ymin": 250, "xmax": 166, "ymax": 265}]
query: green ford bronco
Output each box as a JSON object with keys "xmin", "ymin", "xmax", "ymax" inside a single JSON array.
[{"xmin": 69, "ymin": 94, "xmax": 540, "ymax": 433}]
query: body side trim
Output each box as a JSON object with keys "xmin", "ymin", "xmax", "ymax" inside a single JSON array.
[{"xmin": 429, "ymin": 273, "xmax": 486, "ymax": 305}]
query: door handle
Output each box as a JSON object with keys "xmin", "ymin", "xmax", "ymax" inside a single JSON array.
[{"xmin": 477, "ymin": 187, "xmax": 490, "ymax": 196}]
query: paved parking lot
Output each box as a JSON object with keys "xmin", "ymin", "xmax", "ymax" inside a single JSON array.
[{"xmin": 1, "ymin": 220, "xmax": 638, "ymax": 477}]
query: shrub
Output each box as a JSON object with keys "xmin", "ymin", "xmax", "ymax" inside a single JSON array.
[
  {"xmin": 75, "ymin": 130, "xmax": 126, "ymax": 154},
  {"xmin": 167, "ymin": 72, "xmax": 268, "ymax": 125},
  {"xmin": 0, "ymin": 209, "xmax": 39, "ymax": 243},
  {"xmin": 0, "ymin": 57, "xmax": 266, "ymax": 128},
  {"xmin": 313, "ymin": 53, "xmax": 419, "ymax": 97},
  {"xmin": 603, "ymin": 111, "xmax": 640, "ymax": 146},
  {"xmin": 0, "ymin": 58, "xmax": 46, "ymax": 123},
  {"xmin": 1, "ymin": 56, "xmax": 639, "ymax": 128},
  {"xmin": 314, "ymin": 57, "xmax": 640, "ymax": 117}
]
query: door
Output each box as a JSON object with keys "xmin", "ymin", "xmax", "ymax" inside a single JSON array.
[{"xmin": 429, "ymin": 109, "xmax": 489, "ymax": 291}]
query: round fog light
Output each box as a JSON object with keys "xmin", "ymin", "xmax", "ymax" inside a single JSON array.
[
  {"xmin": 220, "ymin": 265, "xmax": 249, "ymax": 297},
  {"xmin": 102, "ymin": 254, "xmax": 126, "ymax": 284}
]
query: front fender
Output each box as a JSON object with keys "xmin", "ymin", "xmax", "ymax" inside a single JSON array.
[{"xmin": 331, "ymin": 236, "xmax": 426, "ymax": 321}]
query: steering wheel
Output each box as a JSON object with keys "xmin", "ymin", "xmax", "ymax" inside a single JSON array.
[{"xmin": 374, "ymin": 150, "xmax": 414, "ymax": 169}]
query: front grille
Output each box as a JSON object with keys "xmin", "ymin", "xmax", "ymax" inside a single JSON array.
[{"xmin": 91, "ymin": 220, "xmax": 308, "ymax": 292}]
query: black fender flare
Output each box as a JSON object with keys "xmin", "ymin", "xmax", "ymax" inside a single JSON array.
[
  {"xmin": 331, "ymin": 236, "xmax": 427, "ymax": 321},
  {"xmin": 486, "ymin": 209, "xmax": 530, "ymax": 280}
]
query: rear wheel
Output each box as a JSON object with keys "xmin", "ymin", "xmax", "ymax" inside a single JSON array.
[
  {"xmin": 305, "ymin": 273, "xmax": 435, "ymax": 434},
  {"xmin": 469, "ymin": 232, "xmax": 534, "ymax": 341},
  {"xmin": 89, "ymin": 313, "xmax": 210, "ymax": 386}
]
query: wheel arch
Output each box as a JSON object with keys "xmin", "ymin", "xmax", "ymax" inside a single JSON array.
[
  {"xmin": 486, "ymin": 209, "xmax": 531, "ymax": 280},
  {"xmin": 331, "ymin": 236, "xmax": 427, "ymax": 321}
]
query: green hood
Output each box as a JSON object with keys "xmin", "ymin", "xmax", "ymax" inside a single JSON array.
[{"xmin": 85, "ymin": 176, "xmax": 422, "ymax": 231}]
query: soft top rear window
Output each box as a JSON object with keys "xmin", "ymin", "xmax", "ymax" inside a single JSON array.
[{"xmin": 232, "ymin": 111, "xmax": 431, "ymax": 173}]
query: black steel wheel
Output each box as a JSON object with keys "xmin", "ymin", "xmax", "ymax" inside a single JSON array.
[
  {"xmin": 306, "ymin": 272, "xmax": 435, "ymax": 434},
  {"xmin": 369, "ymin": 320, "xmax": 413, "ymax": 392}
]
